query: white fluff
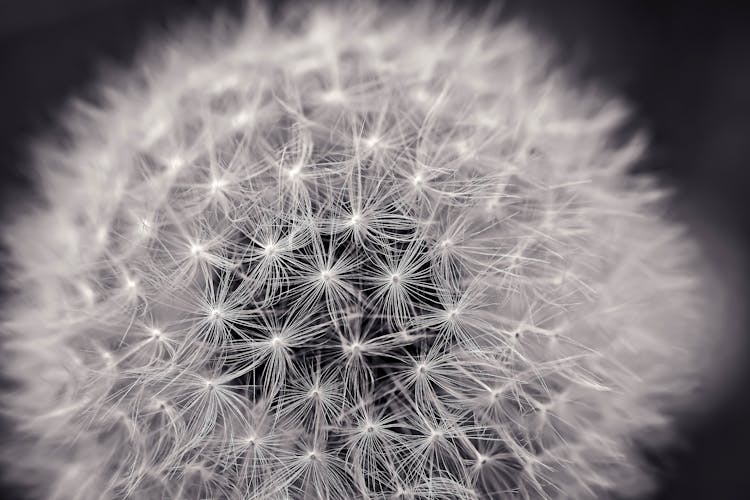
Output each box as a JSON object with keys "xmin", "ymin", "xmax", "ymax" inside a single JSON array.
[{"xmin": 1, "ymin": 1, "xmax": 712, "ymax": 499}]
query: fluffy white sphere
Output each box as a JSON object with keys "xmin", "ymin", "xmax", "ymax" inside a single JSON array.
[{"xmin": 1, "ymin": 2, "xmax": 712, "ymax": 499}]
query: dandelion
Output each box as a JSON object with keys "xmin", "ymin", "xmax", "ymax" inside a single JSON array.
[{"xmin": 0, "ymin": 2, "xmax": 715, "ymax": 499}]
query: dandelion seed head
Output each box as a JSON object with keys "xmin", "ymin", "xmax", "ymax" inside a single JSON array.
[{"xmin": 0, "ymin": 2, "xmax": 718, "ymax": 500}]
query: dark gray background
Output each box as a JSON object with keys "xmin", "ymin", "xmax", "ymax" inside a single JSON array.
[{"xmin": 0, "ymin": 1, "xmax": 748, "ymax": 498}]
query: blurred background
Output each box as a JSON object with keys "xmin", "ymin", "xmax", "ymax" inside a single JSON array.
[{"xmin": 0, "ymin": 1, "xmax": 748, "ymax": 498}]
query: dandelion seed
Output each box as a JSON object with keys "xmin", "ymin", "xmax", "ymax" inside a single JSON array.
[
  {"xmin": 322, "ymin": 88, "xmax": 346, "ymax": 103},
  {"xmin": 209, "ymin": 178, "xmax": 226, "ymax": 194},
  {"xmin": 231, "ymin": 111, "xmax": 252, "ymax": 128},
  {"xmin": 168, "ymin": 155, "xmax": 185, "ymax": 171},
  {"xmin": 262, "ymin": 241, "xmax": 278, "ymax": 256},
  {"xmin": 362, "ymin": 135, "xmax": 381, "ymax": 149},
  {"xmin": 95, "ymin": 226, "xmax": 108, "ymax": 245},
  {"xmin": 190, "ymin": 242, "xmax": 204, "ymax": 257},
  {"xmin": 413, "ymin": 87, "xmax": 430, "ymax": 103},
  {"xmin": 412, "ymin": 174, "xmax": 424, "ymax": 188},
  {"xmin": 138, "ymin": 217, "xmax": 152, "ymax": 236},
  {"xmin": 287, "ymin": 164, "xmax": 302, "ymax": 179}
]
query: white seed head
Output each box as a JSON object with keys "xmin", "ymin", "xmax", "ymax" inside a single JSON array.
[{"xmin": 0, "ymin": 2, "xmax": 719, "ymax": 500}]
